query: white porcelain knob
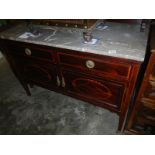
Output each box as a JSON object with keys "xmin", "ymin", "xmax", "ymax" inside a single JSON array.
[
  {"xmin": 86, "ymin": 60, "xmax": 95, "ymax": 69},
  {"xmin": 25, "ymin": 48, "xmax": 31, "ymax": 56}
]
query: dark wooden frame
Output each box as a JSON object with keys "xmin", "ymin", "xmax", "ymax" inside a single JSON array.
[{"xmin": 125, "ymin": 24, "xmax": 155, "ymax": 134}]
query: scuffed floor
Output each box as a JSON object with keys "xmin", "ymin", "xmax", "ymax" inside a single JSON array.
[{"xmin": 0, "ymin": 57, "xmax": 119, "ymax": 134}]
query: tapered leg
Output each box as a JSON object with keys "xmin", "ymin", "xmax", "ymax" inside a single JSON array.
[
  {"xmin": 17, "ymin": 78, "xmax": 31, "ymax": 96},
  {"xmin": 4, "ymin": 54, "xmax": 31, "ymax": 96},
  {"xmin": 12, "ymin": 68, "xmax": 31, "ymax": 96},
  {"xmin": 29, "ymin": 83, "xmax": 34, "ymax": 88},
  {"xmin": 23, "ymin": 83, "xmax": 31, "ymax": 96},
  {"xmin": 118, "ymin": 117, "xmax": 125, "ymax": 132}
]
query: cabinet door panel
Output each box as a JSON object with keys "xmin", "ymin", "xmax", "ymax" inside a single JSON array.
[
  {"xmin": 13, "ymin": 58, "xmax": 57, "ymax": 88},
  {"xmin": 23, "ymin": 64, "xmax": 53, "ymax": 83},
  {"xmin": 62, "ymin": 69, "xmax": 125, "ymax": 111}
]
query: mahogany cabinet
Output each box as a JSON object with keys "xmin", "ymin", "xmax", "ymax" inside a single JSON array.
[
  {"xmin": 125, "ymin": 25, "xmax": 155, "ymax": 134},
  {"xmin": 0, "ymin": 39, "xmax": 142, "ymax": 132}
]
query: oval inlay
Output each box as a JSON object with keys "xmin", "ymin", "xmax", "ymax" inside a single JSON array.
[
  {"xmin": 72, "ymin": 78, "xmax": 112, "ymax": 99},
  {"xmin": 24, "ymin": 65, "xmax": 52, "ymax": 82}
]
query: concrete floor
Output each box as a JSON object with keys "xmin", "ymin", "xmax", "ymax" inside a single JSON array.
[{"xmin": 0, "ymin": 57, "xmax": 119, "ymax": 134}]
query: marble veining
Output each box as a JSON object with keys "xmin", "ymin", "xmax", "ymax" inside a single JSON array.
[{"xmin": 0, "ymin": 21, "xmax": 149, "ymax": 61}]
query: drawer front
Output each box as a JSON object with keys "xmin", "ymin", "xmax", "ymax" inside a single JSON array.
[
  {"xmin": 6, "ymin": 42, "xmax": 54, "ymax": 62},
  {"xmin": 61, "ymin": 69, "xmax": 125, "ymax": 112},
  {"xmin": 58, "ymin": 52, "xmax": 132, "ymax": 81}
]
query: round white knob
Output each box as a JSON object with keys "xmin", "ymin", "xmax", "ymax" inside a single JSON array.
[
  {"xmin": 25, "ymin": 48, "xmax": 31, "ymax": 56},
  {"xmin": 86, "ymin": 60, "xmax": 95, "ymax": 69}
]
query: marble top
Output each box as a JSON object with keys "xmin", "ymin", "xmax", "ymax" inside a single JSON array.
[{"xmin": 0, "ymin": 21, "xmax": 149, "ymax": 61}]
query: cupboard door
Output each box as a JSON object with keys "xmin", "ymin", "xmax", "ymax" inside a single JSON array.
[
  {"xmin": 23, "ymin": 64, "xmax": 56, "ymax": 85},
  {"xmin": 61, "ymin": 69, "xmax": 125, "ymax": 112},
  {"xmin": 14, "ymin": 58, "xmax": 57, "ymax": 88}
]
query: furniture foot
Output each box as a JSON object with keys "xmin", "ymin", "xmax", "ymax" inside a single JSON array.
[
  {"xmin": 23, "ymin": 84, "xmax": 31, "ymax": 96},
  {"xmin": 29, "ymin": 83, "xmax": 34, "ymax": 88}
]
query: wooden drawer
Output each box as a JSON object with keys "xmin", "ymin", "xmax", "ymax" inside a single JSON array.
[
  {"xmin": 6, "ymin": 42, "xmax": 54, "ymax": 62},
  {"xmin": 61, "ymin": 69, "xmax": 125, "ymax": 112},
  {"xmin": 58, "ymin": 52, "xmax": 132, "ymax": 81}
]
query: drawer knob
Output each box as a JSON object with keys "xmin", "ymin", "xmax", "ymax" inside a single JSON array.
[
  {"xmin": 86, "ymin": 60, "xmax": 95, "ymax": 69},
  {"xmin": 25, "ymin": 48, "xmax": 31, "ymax": 56}
]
